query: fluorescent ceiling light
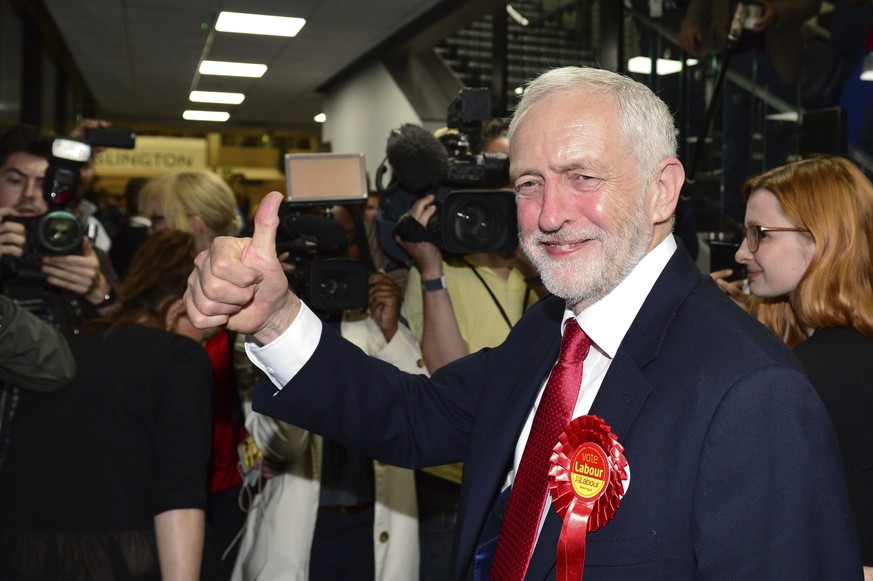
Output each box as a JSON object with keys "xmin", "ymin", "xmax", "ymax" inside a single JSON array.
[
  {"xmin": 314, "ymin": 113, "xmax": 326, "ymax": 123},
  {"xmin": 190, "ymin": 90, "xmax": 245, "ymax": 105},
  {"xmin": 627, "ymin": 56, "xmax": 684, "ymax": 76},
  {"xmin": 216, "ymin": 11, "xmax": 306, "ymax": 37},
  {"xmin": 199, "ymin": 60, "xmax": 267, "ymax": 78},
  {"xmin": 183, "ymin": 110, "xmax": 230, "ymax": 122}
]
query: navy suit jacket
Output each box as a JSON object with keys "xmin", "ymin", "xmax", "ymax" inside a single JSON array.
[{"xmin": 254, "ymin": 240, "xmax": 862, "ymax": 580}]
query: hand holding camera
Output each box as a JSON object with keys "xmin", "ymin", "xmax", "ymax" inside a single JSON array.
[
  {"xmin": 41, "ymin": 236, "xmax": 110, "ymax": 305},
  {"xmin": 394, "ymin": 194, "xmax": 444, "ymax": 279},
  {"xmin": 0, "ymin": 208, "xmax": 27, "ymax": 260}
]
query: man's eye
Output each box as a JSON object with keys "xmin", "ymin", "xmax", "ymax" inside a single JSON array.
[
  {"xmin": 569, "ymin": 173, "xmax": 598, "ymax": 190},
  {"xmin": 515, "ymin": 180, "xmax": 542, "ymax": 196},
  {"xmin": 1, "ymin": 175, "xmax": 23, "ymax": 186}
]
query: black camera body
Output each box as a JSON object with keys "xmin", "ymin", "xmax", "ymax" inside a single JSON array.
[
  {"xmin": 276, "ymin": 209, "xmax": 369, "ymax": 316},
  {"xmin": 378, "ymin": 88, "xmax": 516, "ymax": 265},
  {"xmin": 393, "ymin": 187, "xmax": 517, "ymax": 256}
]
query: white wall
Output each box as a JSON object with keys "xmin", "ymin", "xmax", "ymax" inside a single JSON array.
[{"xmin": 321, "ymin": 61, "xmax": 421, "ymax": 190}]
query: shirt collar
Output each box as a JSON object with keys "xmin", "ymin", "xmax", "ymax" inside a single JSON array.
[{"xmin": 561, "ymin": 235, "xmax": 677, "ymax": 358}]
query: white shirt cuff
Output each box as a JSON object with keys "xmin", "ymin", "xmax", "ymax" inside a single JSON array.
[{"xmin": 244, "ymin": 301, "xmax": 323, "ymax": 390}]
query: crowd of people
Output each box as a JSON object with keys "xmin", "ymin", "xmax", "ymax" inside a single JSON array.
[{"xmin": 0, "ymin": 63, "xmax": 871, "ymax": 581}]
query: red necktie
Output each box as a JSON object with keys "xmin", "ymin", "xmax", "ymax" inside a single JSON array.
[{"xmin": 490, "ymin": 319, "xmax": 591, "ymax": 580}]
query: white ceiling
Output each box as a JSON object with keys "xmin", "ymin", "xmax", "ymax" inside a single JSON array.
[{"xmin": 41, "ymin": 0, "xmax": 457, "ymax": 131}]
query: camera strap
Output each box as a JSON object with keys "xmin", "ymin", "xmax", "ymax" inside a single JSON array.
[{"xmin": 462, "ymin": 259, "xmax": 517, "ymax": 331}]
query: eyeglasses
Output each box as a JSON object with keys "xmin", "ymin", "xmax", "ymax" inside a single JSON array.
[{"xmin": 744, "ymin": 224, "xmax": 810, "ymax": 253}]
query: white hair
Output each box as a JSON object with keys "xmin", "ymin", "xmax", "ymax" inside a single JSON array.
[{"xmin": 507, "ymin": 66, "xmax": 677, "ymax": 180}]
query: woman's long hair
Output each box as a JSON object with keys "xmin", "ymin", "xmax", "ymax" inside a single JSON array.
[
  {"xmin": 742, "ymin": 155, "xmax": 873, "ymax": 346},
  {"xmin": 99, "ymin": 229, "xmax": 198, "ymax": 335},
  {"xmin": 140, "ymin": 170, "xmax": 241, "ymax": 239}
]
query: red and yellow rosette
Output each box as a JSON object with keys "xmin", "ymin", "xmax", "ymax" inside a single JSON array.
[{"xmin": 548, "ymin": 415, "xmax": 628, "ymax": 581}]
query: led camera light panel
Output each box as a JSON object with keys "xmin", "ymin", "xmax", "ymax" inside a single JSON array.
[{"xmin": 284, "ymin": 153, "xmax": 368, "ymax": 205}]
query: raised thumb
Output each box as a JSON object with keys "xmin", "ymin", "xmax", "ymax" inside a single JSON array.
[{"xmin": 249, "ymin": 191, "xmax": 283, "ymax": 257}]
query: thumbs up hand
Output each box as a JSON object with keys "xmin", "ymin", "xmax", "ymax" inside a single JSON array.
[{"xmin": 185, "ymin": 191, "xmax": 300, "ymax": 344}]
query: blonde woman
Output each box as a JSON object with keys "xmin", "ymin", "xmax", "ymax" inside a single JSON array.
[{"xmin": 142, "ymin": 169, "xmax": 241, "ymax": 251}]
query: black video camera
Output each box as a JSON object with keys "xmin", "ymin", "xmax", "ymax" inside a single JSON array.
[
  {"xmin": 392, "ymin": 187, "xmax": 517, "ymax": 256},
  {"xmin": 276, "ymin": 206, "xmax": 369, "ymax": 316},
  {"xmin": 377, "ymin": 88, "xmax": 516, "ymax": 265},
  {"xmin": 2, "ymin": 138, "xmax": 92, "ymax": 288}
]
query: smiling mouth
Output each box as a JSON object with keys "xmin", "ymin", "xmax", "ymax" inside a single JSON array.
[{"xmin": 542, "ymin": 240, "xmax": 589, "ymax": 254}]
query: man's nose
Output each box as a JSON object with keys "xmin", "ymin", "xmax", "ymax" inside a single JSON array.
[
  {"xmin": 22, "ymin": 178, "xmax": 41, "ymax": 200},
  {"xmin": 538, "ymin": 182, "xmax": 574, "ymax": 233}
]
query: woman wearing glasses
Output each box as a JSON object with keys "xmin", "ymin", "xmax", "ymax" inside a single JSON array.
[{"xmin": 728, "ymin": 155, "xmax": 873, "ymax": 579}]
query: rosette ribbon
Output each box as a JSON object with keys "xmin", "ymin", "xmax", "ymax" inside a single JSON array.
[{"xmin": 548, "ymin": 414, "xmax": 628, "ymax": 581}]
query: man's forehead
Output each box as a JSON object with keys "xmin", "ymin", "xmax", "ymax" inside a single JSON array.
[
  {"xmin": 0, "ymin": 152, "xmax": 49, "ymax": 175},
  {"xmin": 510, "ymin": 91, "xmax": 613, "ymax": 142}
]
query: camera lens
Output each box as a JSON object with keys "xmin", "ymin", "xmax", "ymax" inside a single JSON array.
[
  {"xmin": 319, "ymin": 277, "xmax": 346, "ymax": 296},
  {"xmin": 450, "ymin": 198, "xmax": 501, "ymax": 248},
  {"xmin": 37, "ymin": 210, "xmax": 83, "ymax": 254}
]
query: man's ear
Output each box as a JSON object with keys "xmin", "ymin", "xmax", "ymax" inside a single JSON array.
[{"xmin": 649, "ymin": 158, "xmax": 685, "ymax": 224}]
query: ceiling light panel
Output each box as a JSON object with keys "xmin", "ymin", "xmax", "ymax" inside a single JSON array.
[
  {"xmin": 199, "ymin": 60, "xmax": 267, "ymax": 78},
  {"xmin": 190, "ymin": 90, "xmax": 245, "ymax": 105},
  {"xmin": 183, "ymin": 110, "xmax": 230, "ymax": 122},
  {"xmin": 215, "ymin": 11, "xmax": 306, "ymax": 37}
]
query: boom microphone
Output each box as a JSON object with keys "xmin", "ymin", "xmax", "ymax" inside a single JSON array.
[{"xmin": 383, "ymin": 124, "xmax": 448, "ymax": 193}]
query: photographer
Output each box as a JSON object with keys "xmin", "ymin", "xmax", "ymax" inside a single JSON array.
[{"xmin": 0, "ymin": 125, "xmax": 121, "ymax": 336}]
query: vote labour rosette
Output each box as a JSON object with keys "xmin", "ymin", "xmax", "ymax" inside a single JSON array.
[{"xmin": 548, "ymin": 414, "xmax": 627, "ymax": 581}]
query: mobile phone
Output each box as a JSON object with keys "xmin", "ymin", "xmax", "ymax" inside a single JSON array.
[
  {"xmin": 84, "ymin": 126, "xmax": 136, "ymax": 149},
  {"xmin": 709, "ymin": 241, "xmax": 747, "ymax": 282}
]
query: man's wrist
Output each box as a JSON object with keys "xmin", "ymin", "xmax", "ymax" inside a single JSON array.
[
  {"xmin": 251, "ymin": 292, "xmax": 301, "ymax": 346},
  {"xmin": 421, "ymin": 275, "xmax": 447, "ymax": 292},
  {"xmin": 86, "ymin": 283, "xmax": 116, "ymax": 307}
]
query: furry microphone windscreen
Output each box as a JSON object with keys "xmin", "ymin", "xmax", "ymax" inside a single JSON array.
[{"xmin": 385, "ymin": 124, "xmax": 448, "ymax": 193}]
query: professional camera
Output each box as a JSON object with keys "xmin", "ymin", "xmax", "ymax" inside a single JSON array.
[
  {"xmin": 375, "ymin": 88, "xmax": 516, "ymax": 265},
  {"xmin": 275, "ymin": 206, "xmax": 369, "ymax": 316},
  {"xmin": 278, "ymin": 153, "xmax": 373, "ymax": 316},
  {"xmin": 1, "ymin": 137, "xmax": 91, "ymax": 286},
  {"xmin": 392, "ymin": 187, "xmax": 517, "ymax": 256}
]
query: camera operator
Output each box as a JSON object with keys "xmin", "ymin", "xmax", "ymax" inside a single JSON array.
[
  {"xmin": 233, "ymin": 203, "xmax": 423, "ymax": 581},
  {"xmin": 395, "ymin": 133, "xmax": 545, "ymax": 580},
  {"xmin": 0, "ymin": 124, "xmax": 121, "ymax": 336}
]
